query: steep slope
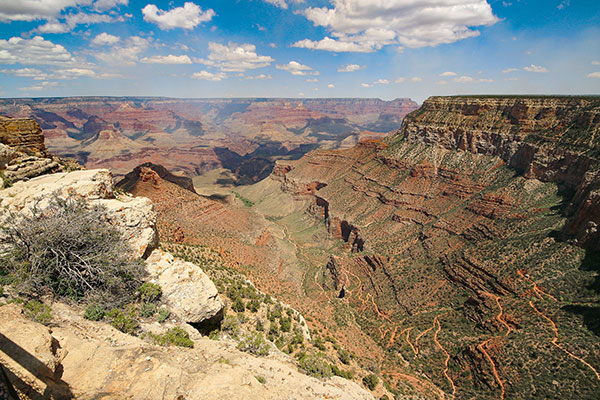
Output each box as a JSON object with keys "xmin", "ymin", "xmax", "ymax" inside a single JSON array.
[
  {"xmin": 235, "ymin": 96, "xmax": 600, "ymax": 399},
  {"xmin": 117, "ymin": 162, "xmax": 197, "ymax": 193}
]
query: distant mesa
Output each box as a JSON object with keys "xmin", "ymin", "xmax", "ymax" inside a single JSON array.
[{"xmin": 117, "ymin": 162, "xmax": 197, "ymax": 194}]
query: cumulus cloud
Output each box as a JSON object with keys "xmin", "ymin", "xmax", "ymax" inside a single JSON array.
[
  {"xmin": 0, "ymin": 0, "xmax": 91, "ymax": 21},
  {"xmin": 373, "ymin": 79, "xmax": 389, "ymax": 85},
  {"xmin": 306, "ymin": 78, "xmax": 318, "ymax": 82},
  {"xmin": 502, "ymin": 67, "xmax": 518, "ymax": 73},
  {"xmin": 327, "ymin": 83, "xmax": 335, "ymax": 88},
  {"xmin": 411, "ymin": 77, "xmax": 422, "ymax": 82},
  {"xmin": 195, "ymin": 42, "xmax": 273, "ymax": 72},
  {"xmin": 142, "ymin": 2, "xmax": 214, "ymax": 30},
  {"xmin": 141, "ymin": 54, "xmax": 192, "ymax": 64},
  {"xmin": 93, "ymin": 36, "xmax": 150, "ymax": 66},
  {"xmin": 394, "ymin": 77, "xmax": 405, "ymax": 83},
  {"xmin": 437, "ymin": 80, "xmax": 449, "ymax": 85},
  {"xmin": 293, "ymin": 0, "xmax": 499, "ymax": 52},
  {"xmin": 191, "ymin": 71, "xmax": 226, "ymax": 81},
  {"xmin": 337, "ymin": 63, "xmax": 362, "ymax": 72},
  {"xmin": 439, "ymin": 71, "xmax": 457, "ymax": 77},
  {"xmin": 592, "ymin": 61, "xmax": 600, "ymax": 66},
  {"xmin": 0, "ymin": 36, "xmax": 76, "ymax": 65},
  {"xmin": 93, "ymin": 0, "xmax": 127, "ymax": 11},
  {"xmin": 91, "ymin": 32, "xmax": 120, "ymax": 46},
  {"xmin": 276, "ymin": 61, "xmax": 319, "ymax": 76},
  {"xmin": 524, "ymin": 64, "xmax": 549, "ymax": 73},
  {"xmin": 37, "ymin": 12, "xmax": 116, "ymax": 33},
  {"xmin": 360, "ymin": 83, "xmax": 371, "ymax": 87},
  {"xmin": 588, "ymin": 72, "xmax": 600, "ymax": 79}
]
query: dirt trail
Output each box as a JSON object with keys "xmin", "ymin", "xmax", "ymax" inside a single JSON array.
[
  {"xmin": 529, "ymin": 301, "xmax": 600, "ymax": 381},
  {"xmin": 482, "ymin": 291, "xmax": 512, "ymax": 336},
  {"xmin": 433, "ymin": 315, "xmax": 456, "ymax": 398},
  {"xmin": 477, "ymin": 339, "xmax": 505, "ymax": 400},
  {"xmin": 517, "ymin": 270, "xmax": 557, "ymax": 301}
]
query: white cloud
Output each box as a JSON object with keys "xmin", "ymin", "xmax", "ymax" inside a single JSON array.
[
  {"xmin": 394, "ymin": 77, "xmax": 405, "ymax": 83},
  {"xmin": 591, "ymin": 61, "xmax": 600, "ymax": 66},
  {"xmin": 141, "ymin": 54, "xmax": 192, "ymax": 64},
  {"xmin": 327, "ymin": 83, "xmax": 335, "ymax": 88},
  {"xmin": 360, "ymin": 83, "xmax": 371, "ymax": 87},
  {"xmin": 502, "ymin": 67, "xmax": 518, "ymax": 73},
  {"xmin": 588, "ymin": 72, "xmax": 600, "ymax": 79},
  {"xmin": 1, "ymin": 66, "xmax": 96, "ymax": 80},
  {"xmin": 94, "ymin": 36, "xmax": 150, "ymax": 66},
  {"xmin": 276, "ymin": 61, "xmax": 319, "ymax": 76},
  {"xmin": 91, "ymin": 32, "xmax": 120, "ymax": 46},
  {"xmin": 557, "ymin": 0, "xmax": 569, "ymax": 10},
  {"xmin": 93, "ymin": 0, "xmax": 127, "ymax": 11},
  {"xmin": 411, "ymin": 77, "xmax": 422, "ymax": 82},
  {"xmin": 439, "ymin": 71, "xmax": 457, "ymax": 77},
  {"xmin": 524, "ymin": 64, "xmax": 549, "ymax": 73},
  {"xmin": 454, "ymin": 75, "xmax": 493, "ymax": 83},
  {"xmin": 294, "ymin": 0, "xmax": 499, "ymax": 52},
  {"xmin": 437, "ymin": 80, "xmax": 449, "ymax": 85},
  {"xmin": 37, "ymin": 11, "xmax": 115, "ymax": 33},
  {"xmin": 195, "ymin": 42, "xmax": 273, "ymax": 72},
  {"xmin": 262, "ymin": 0, "xmax": 304, "ymax": 9},
  {"xmin": 504, "ymin": 77, "xmax": 518, "ymax": 81},
  {"xmin": 337, "ymin": 63, "xmax": 362, "ymax": 72},
  {"xmin": 142, "ymin": 2, "xmax": 214, "ymax": 30},
  {"xmin": 191, "ymin": 71, "xmax": 226, "ymax": 81},
  {"xmin": 0, "ymin": 0, "xmax": 91, "ymax": 21},
  {"xmin": 306, "ymin": 78, "xmax": 318, "ymax": 82},
  {"xmin": 19, "ymin": 80, "xmax": 58, "ymax": 91},
  {"xmin": 373, "ymin": 79, "xmax": 389, "ymax": 85},
  {"xmin": 0, "ymin": 36, "xmax": 76, "ymax": 65},
  {"xmin": 244, "ymin": 74, "xmax": 272, "ymax": 80}
]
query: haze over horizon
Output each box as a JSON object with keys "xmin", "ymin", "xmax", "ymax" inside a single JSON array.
[{"xmin": 0, "ymin": 0, "xmax": 599, "ymax": 102}]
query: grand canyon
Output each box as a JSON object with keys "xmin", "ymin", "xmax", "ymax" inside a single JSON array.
[{"xmin": 1, "ymin": 95, "xmax": 598, "ymax": 399}]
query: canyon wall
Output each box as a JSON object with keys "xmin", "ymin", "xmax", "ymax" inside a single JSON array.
[{"xmin": 261, "ymin": 96, "xmax": 600, "ymax": 399}]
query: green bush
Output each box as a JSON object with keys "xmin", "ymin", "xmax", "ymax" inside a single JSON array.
[
  {"xmin": 84, "ymin": 304, "xmax": 105, "ymax": 321},
  {"xmin": 107, "ymin": 307, "xmax": 139, "ymax": 334},
  {"xmin": 139, "ymin": 302, "xmax": 157, "ymax": 317},
  {"xmin": 151, "ymin": 327, "xmax": 194, "ymax": 348},
  {"xmin": 24, "ymin": 300, "xmax": 52, "ymax": 325},
  {"xmin": 363, "ymin": 374, "xmax": 379, "ymax": 391},
  {"xmin": 298, "ymin": 353, "xmax": 332, "ymax": 379},
  {"xmin": 337, "ymin": 348, "xmax": 351, "ymax": 365},
  {"xmin": 237, "ymin": 332, "xmax": 270, "ymax": 356},
  {"xmin": 0, "ymin": 195, "xmax": 145, "ymax": 306},
  {"xmin": 254, "ymin": 375, "xmax": 266, "ymax": 384},
  {"xmin": 232, "ymin": 296, "xmax": 245, "ymax": 313},
  {"xmin": 138, "ymin": 283, "xmax": 162, "ymax": 303},
  {"xmin": 222, "ymin": 315, "xmax": 240, "ymax": 336},
  {"xmin": 280, "ymin": 317, "xmax": 292, "ymax": 332},
  {"xmin": 157, "ymin": 307, "xmax": 170, "ymax": 323}
]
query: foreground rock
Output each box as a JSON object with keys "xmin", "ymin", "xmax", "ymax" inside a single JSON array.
[
  {"xmin": 0, "ymin": 304, "xmax": 374, "ymax": 400},
  {"xmin": 146, "ymin": 249, "xmax": 224, "ymax": 325},
  {"xmin": 0, "ymin": 169, "xmax": 158, "ymax": 259}
]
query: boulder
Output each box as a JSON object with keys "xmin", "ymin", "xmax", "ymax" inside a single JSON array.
[
  {"xmin": 0, "ymin": 143, "xmax": 15, "ymax": 170},
  {"xmin": 0, "ymin": 169, "xmax": 158, "ymax": 259},
  {"xmin": 145, "ymin": 249, "xmax": 224, "ymax": 324}
]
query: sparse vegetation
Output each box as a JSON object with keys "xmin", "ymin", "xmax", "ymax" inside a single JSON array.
[
  {"xmin": 138, "ymin": 282, "xmax": 162, "ymax": 303},
  {"xmin": 362, "ymin": 373, "xmax": 379, "ymax": 391},
  {"xmin": 0, "ymin": 194, "xmax": 145, "ymax": 306},
  {"xmin": 237, "ymin": 332, "xmax": 270, "ymax": 356},
  {"xmin": 107, "ymin": 306, "xmax": 139, "ymax": 334},
  {"xmin": 298, "ymin": 353, "xmax": 333, "ymax": 379},
  {"xmin": 233, "ymin": 192, "xmax": 255, "ymax": 207},
  {"xmin": 157, "ymin": 307, "xmax": 171, "ymax": 323},
  {"xmin": 23, "ymin": 300, "xmax": 52, "ymax": 325},
  {"xmin": 151, "ymin": 327, "xmax": 194, "ymax": 348},
  {"xmin": 84, "ymin": 304, "xmax": 105, "ymax": 321}
]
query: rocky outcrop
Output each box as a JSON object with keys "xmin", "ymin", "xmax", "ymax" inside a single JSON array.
[
  {"xmin": 117, "ymin": 162, "xmax": 197, "ymax": 193},
  {"xmin": 0, "ymin": 303, "xmax": 374, "ymax": 400},
  {"xmin": 0, "ymin": 117, "xmax": 47, "ymax": 156},
  {"xmin": 0, "ymin": 117, "xmax": 82, "ymax": 185},
  {"xmin": 145, "ymin": 249, "xmax": 224, "ymax": 325},
  {"xmin": 0, "ymin": 169, "xmax": 158, "ymax": 259}
]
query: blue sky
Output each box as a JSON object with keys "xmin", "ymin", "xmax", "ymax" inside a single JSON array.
[{"xmin": 0, "ymin": 0, "xmax": 598, "ymax": 102}]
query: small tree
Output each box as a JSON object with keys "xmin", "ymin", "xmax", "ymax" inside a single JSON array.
[
  {"xmin": 362, "ymin": 374, "xmax": 379, "ymax": 391},
  {"xmin": 0, "ymin": 194, "xmax": 145, "ymax": 306}
]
